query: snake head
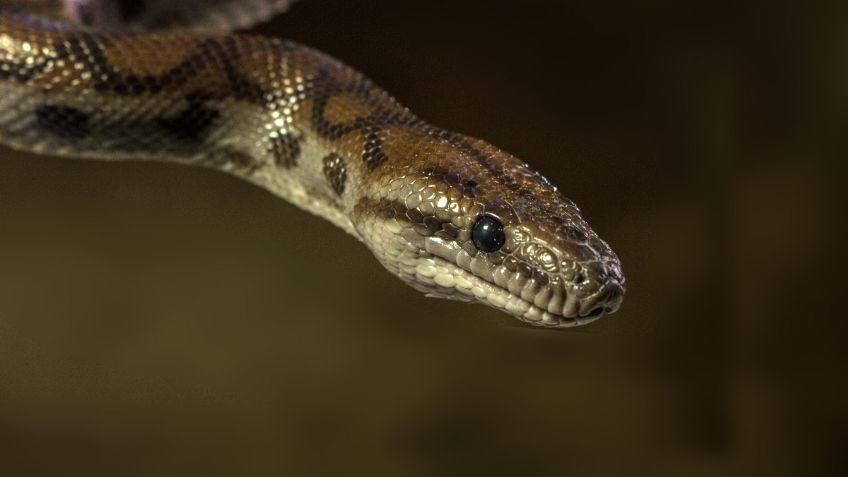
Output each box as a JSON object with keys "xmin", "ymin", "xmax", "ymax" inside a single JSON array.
[{"xmin": 354, "ymin": 132, "xmax": 625, "ymax": 328}]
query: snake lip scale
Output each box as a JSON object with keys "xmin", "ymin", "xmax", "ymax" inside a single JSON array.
[
  {"xmin": 426, "ymin": 254, "xmax": 621, "ymax": 328},
  {"xmin": 0, "ymin": 0, "xmax": 625, "ymax": 328}
]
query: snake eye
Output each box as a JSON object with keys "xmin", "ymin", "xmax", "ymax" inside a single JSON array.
[{"xmin": 472, "ymin": 215, "xmax": 506, "ymax": 253}]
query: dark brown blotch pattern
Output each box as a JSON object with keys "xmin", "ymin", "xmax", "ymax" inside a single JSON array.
[
  {"xmin": 271, "ymin": 132, "xmax": 301, "ymax": 169},
  {"xmin": 158, "ymin": 94, "xmax": 220, "ymax": 141},
  {"xmin": 322, "ymin": 153, "xmax": 348, "ymax": 196},
  {"xmin": 422, "ymin": 166, "xmax": 478, "ymax": 198},
  {"xmin": 35, "ymin": 105, "xmax": 91, "ymax": 139},
  {"xmin": 308, "ymin": 70, "xmax": 420, "ymax": 172}
]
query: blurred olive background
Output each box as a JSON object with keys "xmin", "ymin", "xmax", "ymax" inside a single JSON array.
[{"xmin": 0, "ymin": 0, "xmax": 842, "ymax": 475}]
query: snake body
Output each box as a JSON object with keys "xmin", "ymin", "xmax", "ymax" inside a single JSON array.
[{"xmin": 0, "ymin": 0, "xmax": 624, "ymax": 327}]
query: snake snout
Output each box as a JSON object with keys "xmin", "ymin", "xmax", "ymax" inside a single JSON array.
[
  {"xmin": 599, "ymin": 280, "xmax": 625, "ymax": 314},
  {"xmin": 577, "ymin": 275, "xmax": 625, "ymax": 323}
]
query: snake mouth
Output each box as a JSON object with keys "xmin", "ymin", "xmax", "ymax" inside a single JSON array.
[{"xmin": 427, "ymin": 255, "xmax": 610, "ymax": 328}]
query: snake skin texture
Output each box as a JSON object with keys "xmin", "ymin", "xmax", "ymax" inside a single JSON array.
[{"xmin": 0, "ymin": 0, "xmax": 625, "ymax": 327}]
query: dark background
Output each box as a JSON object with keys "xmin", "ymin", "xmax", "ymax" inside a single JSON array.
[{"xmin": 0, "ymin": 0, "xmax": 842, "ymax": 475}]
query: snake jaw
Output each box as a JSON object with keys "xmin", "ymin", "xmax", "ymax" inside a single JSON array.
[
  {"xmin": 367, "ymin": 208, "xmax": 625, "ymax": 328},
  {"xmin": 403, "ymin": 252, "xmax": 620, "ymax": 328}
]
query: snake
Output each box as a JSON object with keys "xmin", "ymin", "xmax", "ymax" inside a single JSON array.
[{"xmin": 0, "ymin": 0, "xmax": 625, "ymax": 328}]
